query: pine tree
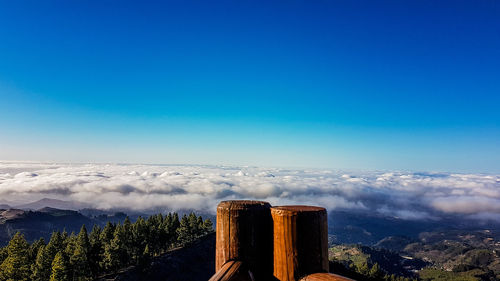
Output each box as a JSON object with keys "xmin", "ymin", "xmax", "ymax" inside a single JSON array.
[
  {"xmin": 146, "ymin": 215, "xmax": 157, "ymax": 254},
  {"xmin": 0, "ymin": 232, "xmax": 31, "ymax": 281},
  {"xmin": 46, "ymin": 231, "xmax": 64, "ymax": 262},
  {"xmin": 150, "ymin": 214, "xmax": 163, "ymax": 255},
  {"xmin": 71, "ymin": 225, "xmax": 92, "ymax": 281},
  {"xmin": 188, "ymin": 212, "xmax": 199, "ymax": 239},
  {"xmin": 103, "ymin": 224, "xmax": 128, "ymax": 272},
  {"xmin": 171, "ymin": 213, "xmax": 180, "ymax": 231},
  {"xmin": 160, "ymin": 214, "xmax": 172, "ymax": 251},
  {"xmin": 64, "ymin": 232, "xmax": 77, "ymax": 262},
  {"xmin": 132, "ymin": 217, "xmax": 148, "ymax": 264},
  {"xmin": 164, "ymin": 213, "xmax": 179, "ymax": 248},
  {"xmin": 31, "ymin": 245, "xmax": 52, "ymax": 281},
  {"xmin": 203, "ymin": 218, "xmax": 214, "ymax": 234},
  {"xmin": 139, "ymin": 244, "xmax": 151, "ymax": 270},
  {"xmin": 177, "ymin": 214, "xmax": 191, "ymax": 244},
  {"xmin": 88, "ymin": 225, "xmax": 102, "ymax": 277},
  {"xmin": 63, "ymin": 231, "xmax": 77, "ymax": 279},
  {"xmin": 100, "ymin": 222, "xmax": 115, "ymax": 245},
  {"xmin": 123, "ymin": 217, "xmax": 134, "ymax": 258},
  {"xmin": 28, "ymin": 237, "xmax": 46, "ymax": 264},
  {"xmin": 99, "ymin": 222, "xmax": 115, "ymax": 271},
  {"xmin": 61, "ymin": 229, "xmax": 70, "ymax": 254},
  {"xmin": 50, "ymin": 252, "xmax": 70, "ymax": 281},
  {"xmin": 61, "ymin": 229, "xmax": 69, "ymax": 244},
  {"xmin": 195, "ymin": 216, "xmax": 203, "ymax": 235}
]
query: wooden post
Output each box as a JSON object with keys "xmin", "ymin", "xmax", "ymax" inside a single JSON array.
[
  {"xmin": 216, "ymin": 200, "xmax": 273, "ymax": 280},
  {"xmin": 209, "ymin": 261, "xmax": 254, "ymax": 281},
  {"xmin": 271, "ymin": 206, "xmax": 329, "ymax": 281},
  {"xmin": 300, "ymin": 273, "xmax": 355, "ymax": 281}
]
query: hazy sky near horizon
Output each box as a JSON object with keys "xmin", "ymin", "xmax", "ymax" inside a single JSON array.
[{"xmin": 0, "ymin": 0, "xmax": 499, "ymax": 172}]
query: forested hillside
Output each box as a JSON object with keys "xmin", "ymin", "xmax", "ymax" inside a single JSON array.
[{"xmin": 0, "ymin": 212, "xmax": 213, "ymax": 281}]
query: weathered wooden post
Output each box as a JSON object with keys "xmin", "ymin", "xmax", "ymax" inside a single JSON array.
[
  {"xmin": 208, "ymin": 260, "xmax": 254, "ymax": 281},
  {"xmin": 209, "ymin": 201, "xmax": 355, "ymax": 281},
  {"xmin": 271, "ymin": 206, "xmax": 329, "ymax": 281},
  {"xmin": 299, "ymin": 273, "xmax": 354, "ymax": 281},
  {"xmin": 214, "ymin": 200, "xmax": 273, "ymax": 280}
]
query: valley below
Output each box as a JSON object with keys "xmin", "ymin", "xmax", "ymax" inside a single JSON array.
[{"xmin": 2, "ymin": 199, "xmax": 500, "ymax": 280}]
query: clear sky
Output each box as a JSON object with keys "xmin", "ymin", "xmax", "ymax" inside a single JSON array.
[{"xmin": 0, "ymin": 0, "xmax": 499, "ymax": 172}]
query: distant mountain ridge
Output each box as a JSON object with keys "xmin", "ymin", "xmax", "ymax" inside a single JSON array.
[
  {"xmin": 328, "ymin": 209, "xmax": 500, "ymax": 245},
  {"xmin": 14, "ymin": 198, "xmax": 90, "ymax": 211},
  {"xmin": 0, "ymin": 206, "xmax": 129, "ymax": 246}
]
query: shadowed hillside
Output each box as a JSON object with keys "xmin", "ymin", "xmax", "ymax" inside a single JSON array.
[
  {"xmin": 0, "ymin": 208, "xmax": 97, "ymax": 246},
  {"xmin": 101, "ymin": 233, "xmax": 216, "ymax": 281}
]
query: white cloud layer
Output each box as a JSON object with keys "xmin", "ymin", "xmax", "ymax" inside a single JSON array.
[{"xmin": 0, "ymin": 162, "xmax": 499, "ymax": 221}]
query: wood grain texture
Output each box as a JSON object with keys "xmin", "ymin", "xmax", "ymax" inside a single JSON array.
[
  {"xmin": 209, "ymin": 261, "xmax": 254, "ymax": 281},
  {"xmin": 215, "ymin": 200, "xmax": 273, "ymax": 281},
  {"xmin": 299, "ymin": 273, "xmax": 355, "ymax": 281},
  {"xmin": 271, "ymin": 206, "xmax": 328, "ymax": 281}
]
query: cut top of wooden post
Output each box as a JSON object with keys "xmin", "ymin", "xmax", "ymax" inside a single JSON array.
[
  {"xmin": 217, "ymin": 200, "xmax": 271, "ymax": 211},
  {"xmin": 271, "ymin": 205, "xmax": 326, "ymax": 215}
]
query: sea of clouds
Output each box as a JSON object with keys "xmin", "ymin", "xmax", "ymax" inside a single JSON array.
[{"xmin": 0, "ymin": 162, "xmax": 499, "ymax": 221}]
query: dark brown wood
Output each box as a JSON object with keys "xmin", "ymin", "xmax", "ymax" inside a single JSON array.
[
  {"xmin": 209, "ymin": 261, "xmax": 254, "ymax": 281},
  {"xmin": 300, "ymin": 273, "xmax": 355, "ymax": 281},
  {"xmin": 271, "ymin": 206, "xmax": 329, "ymax": 281},
  {"xmin": 216, "ymin": 200, "xmax": 273, "ymax": 281}
]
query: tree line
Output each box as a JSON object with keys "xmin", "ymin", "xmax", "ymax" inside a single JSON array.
[{"xmin": 0, "ymin": 212, "xmax": 213, "ymax": 281}]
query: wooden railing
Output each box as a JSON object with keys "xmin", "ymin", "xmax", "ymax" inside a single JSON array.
[{"xmin": 208, "ymin": 200, "xmax": 355, "ymax": 281}]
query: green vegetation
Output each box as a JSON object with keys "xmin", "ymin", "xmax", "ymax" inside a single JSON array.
[
  {"xmin": 329, "ymin": 245, "xmax": 418, "ymax": 281},
  {"xmin": 330, "ymin": 232, "xmax": 500, "ymax": 281},
  {"xmin": 0, "ymin": 233, "xmax": 31, "ymax": 281},
  {"xmin": 419, "ymin": 268, "xmax": 487, "ymax": 281},
  {"xmin": 403, "ymin": 231, "xmax": 500, "ymax": 280},
  {"xmin": 329, "ymin": 259, "xmax": 416, "ymax": 281},
  {"xmin": 49, "ymin": 252, "xmax": 70, "ymax": 281},
  {"xmin": 0, "ymin": 212, "xmax": 213, "ymax": 280}
]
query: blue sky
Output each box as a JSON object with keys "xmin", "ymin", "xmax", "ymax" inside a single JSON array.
[{"xmin": 0, "ymin": 0, "xmax": 499, "ymax": 172}]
